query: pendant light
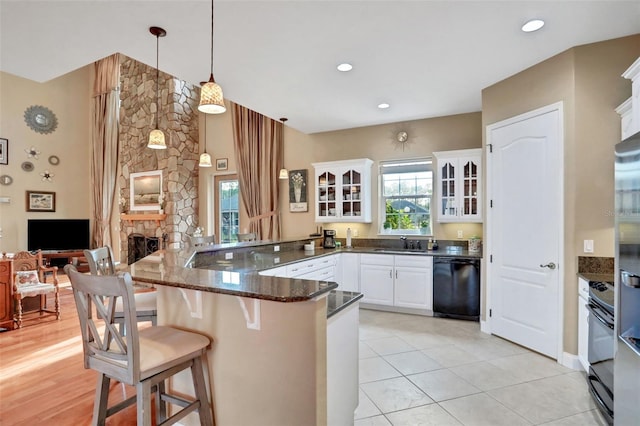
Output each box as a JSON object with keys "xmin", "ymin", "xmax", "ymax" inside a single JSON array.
[
  {"xmin": 148, "ymin": 26, "xmax": 167, "ymax": 149},
  {"xmin": 199, "ymin": 115, "xmax": 212, "ymax": 167},
  {"xmin": 198, "ymin": 0, "xmax": 226, "ymax": 114},
  {"xmin": 279, "ymin": 118, "xmax": 289, "ymax": 179}
]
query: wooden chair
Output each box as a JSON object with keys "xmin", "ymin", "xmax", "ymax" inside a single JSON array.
[
  {"xmin": 236, "ymin": 232, "xmax": 257, "ymax": 242},
  {"xmin": 84, "ymin": 246, "xmax": 157, "ymax": 332},
  {"xmin": 12, "ymin": 250, "xmax": 60, "ymax": 328},
  {"xmin": 188, "ymin": 235, "xmax": 216, "ymax": 248},
  {"xmin": 64, "ymin": 265, "xmax": 214, "ymax": 425}
]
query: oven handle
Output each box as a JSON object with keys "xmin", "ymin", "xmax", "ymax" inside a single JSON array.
[
  {"xmin": 586, "ymin": 303, "xmax": 614, "ymax": 330},
  {"xmin": 587, "ymin": 374, "xmax": 614, "ymax": 417}
]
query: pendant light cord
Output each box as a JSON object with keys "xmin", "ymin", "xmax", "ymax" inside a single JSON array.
[
  {"xmin": 210, "ymin": 0, "xmax": 214, "ymax": 79},
  {"xmin": 156, "ymin": 31, "xmax": 160, "ymax": 130}
]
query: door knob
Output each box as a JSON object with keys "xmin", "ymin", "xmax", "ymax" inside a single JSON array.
[{"xmin": 540, "ymin": 262, "xmax": 556, "ymax": 270}]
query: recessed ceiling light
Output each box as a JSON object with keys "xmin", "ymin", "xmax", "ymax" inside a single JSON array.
[
  {"xmin": 522, "ymin": 19, "xmax": 545, "ymax": 32},
  {"xmin": 337, "ymin": 63, "xmax": 353, "ymax": 72},
  {"xmin": 378, "ymin": 103, "xmax": 390, "ymax": 109}
]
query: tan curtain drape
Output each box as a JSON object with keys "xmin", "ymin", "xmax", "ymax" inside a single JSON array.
[
  {"xmin": 231, "ymin": 103, "xmax": 283, "ymax": 240},
  {"xmin": 91, "ymin": 54, "xmax": 121, "ymax": 249}
]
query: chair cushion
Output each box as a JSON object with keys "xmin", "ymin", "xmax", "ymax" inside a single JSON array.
[
  {"xmin": 17, "ymin": 282, "xmax": 55, "ymax": 297},
  {"xmin": 138, "ymin": 326, "xmax": 211, "ymax": 380},
  {"xmin": 16, "ymin": 270, "xmax": 40, "ymax": 287}
]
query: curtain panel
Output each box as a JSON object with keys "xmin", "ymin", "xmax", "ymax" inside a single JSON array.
[
  {"xmin": 231, "ymin": 103, "xmax": 283, "ymax": 240},
  {"xmin": 91, "ymin": 54, "xmax": 121, "ymax": 249}
]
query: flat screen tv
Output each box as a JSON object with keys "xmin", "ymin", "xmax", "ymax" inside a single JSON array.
[{"xmin": 27, "ymin": 219, "xmax": 91, "ymax": 252}]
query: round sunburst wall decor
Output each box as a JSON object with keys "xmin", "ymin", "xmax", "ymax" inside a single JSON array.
[
  {"xmin": 390, "ymin": 124, "xmax": 414, "ymax": 151},
  {"xmin": 24, "ymin": 105, "xmax": 58, "ymax": 134}
]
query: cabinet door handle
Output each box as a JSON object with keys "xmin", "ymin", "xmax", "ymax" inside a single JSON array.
[
  {"xmin": 389, "ymin": 270, "xmax": 392, "ymax": 279},
  {"xmin": 395, "ymin": 270, "xmax": 398, "ymax": 279}
]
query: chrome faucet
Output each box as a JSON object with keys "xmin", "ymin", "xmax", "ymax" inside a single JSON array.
[{"xmin": 400, "ymin": 236, "xmax": 408, "ymax": 249}]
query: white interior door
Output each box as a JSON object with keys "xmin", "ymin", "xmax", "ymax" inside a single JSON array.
[{"xmin": 487, "ymin": 103, "xmax": 563, "ymax": 359}]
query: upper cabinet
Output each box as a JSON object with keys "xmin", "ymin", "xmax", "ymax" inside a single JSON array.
[
  {"xmin": 617, "ymin": 56, "xmax": 640, "ymax": 141},
  {"xmin": 433, "ymin": 148, "xmax": 482, "ymax": 223},
  {"xmin": 312, "ymin": 158, "xmax": 373, "ymax": 223}
]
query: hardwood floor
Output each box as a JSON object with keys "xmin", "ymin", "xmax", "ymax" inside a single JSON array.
[{"xmin": 0, "ymin": 275, "xmax": 142, "ymax": 425}]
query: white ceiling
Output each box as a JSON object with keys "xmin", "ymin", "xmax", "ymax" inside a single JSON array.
[{"xmin": 1, "ymin": 1, "xmax": 639, "ymax": 134}]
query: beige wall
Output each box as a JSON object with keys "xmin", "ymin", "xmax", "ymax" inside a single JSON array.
[
  {"xmin": 0, "ymin": 68, "xmax": 92, "ymax": 252},
  {"xmin": 201, "ymin": 109, "xmax": 483, "ymax": 241},
  {"xmin": 482, "ymin": 34, "xmax": 640, "ymax": 356}
]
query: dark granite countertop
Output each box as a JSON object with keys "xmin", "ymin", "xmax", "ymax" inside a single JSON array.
[
  {"xmin": 127, "ymin": 250, "xmax": 337, "ymax": 303},
  {"xmin": 327, "ymin": 291, "xmax": 364, "ymax": 318},
  {"xmin": 190, "ymin": 245, "xmax": 481, "ymax": 273},
  {"xmin": 127, "ymin": 238, "xmax": 481, "ymax": 311}
]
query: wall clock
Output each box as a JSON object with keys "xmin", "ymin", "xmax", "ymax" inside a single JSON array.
[{"xmin": 24, "ymin": 105, "xmax": 58, "ymax": 134}]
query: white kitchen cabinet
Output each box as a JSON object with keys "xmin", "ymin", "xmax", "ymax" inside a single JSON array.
[
  {"xmin": 286, "ymin": 257, "xmax": 336, "ymax": 282},
  {"xmin": 258, "ymin": 265, "xmax": 287, "ymax": 277},
  {"xmin": 312, "ymin": 158, "xmax": 373, "ymax": 223},
  {"xmin": 433, "ymin": 149, "xmax": 482, "ymax": 223},
  {"xmin": 360, "ymin": 254, "xmax": 394, "ymax": 306},
  {"xmin": 620, "ymin": 56, "xmax": 640, "ymax": 138},
  {"xmin": 336, "ymin": 253, "xmax": 360, "ymax": 292},
  {"xmin": 616, "ymin": 97, "xmax": 634, "ymax": 141},
  {"xmin": 394, "ymin": 256, "xmax": 433, "ymax": 310},
  {"xmin": 578, "ymin": 277, "xmax": 590, "ymax": 372},
  {"xmin": 360, "ymin": 254, "xmax": 433, "ymax": 311}
]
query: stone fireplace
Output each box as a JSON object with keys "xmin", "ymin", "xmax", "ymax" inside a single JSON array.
[
  {"xmin": 127, "ymin": 233, "xmax": 163, "ymax": 264},
  {"xmin": 118, "ymin": 55, "xmax": 201, "ymax": 262}
]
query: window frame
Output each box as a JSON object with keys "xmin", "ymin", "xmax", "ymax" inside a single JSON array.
[{"xmin": 378, "ymin": 158, "xmax": 433, "ymax": 236}]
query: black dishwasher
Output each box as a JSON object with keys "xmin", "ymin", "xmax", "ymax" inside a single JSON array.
[{"xmin": 433, "ymin": 257, "xmax": 480, "ymax": 321}]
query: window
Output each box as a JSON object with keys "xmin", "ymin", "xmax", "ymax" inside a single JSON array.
[
  {"xmin": 379, "ymin": 159, "xmax": 433, "ymax": 235},
  {"xmin": 216, "ymin": 176, "xmax": 239, "ymax": 243}
]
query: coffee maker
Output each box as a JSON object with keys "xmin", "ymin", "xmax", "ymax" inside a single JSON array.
[{"xmin": 323, "ymin": 229, "xmax": 336, "ymax": 248}]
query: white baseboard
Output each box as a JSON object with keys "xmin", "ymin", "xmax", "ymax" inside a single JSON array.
[{"xmin": 561, "ymin": 351, "xmax": 583, "ymax": 371}]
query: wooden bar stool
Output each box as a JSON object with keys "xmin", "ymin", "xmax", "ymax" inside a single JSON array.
[
  {"xmin": 65, "ymin": 265, "xmax": 214, "ymax": 425},
  {"xmin": 84, "ymin": 246, "xmax": 157, "ymax": 333}
]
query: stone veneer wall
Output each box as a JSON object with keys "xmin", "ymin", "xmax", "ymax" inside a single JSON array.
[{"xmin": 118, "ymin": 55, "xmax": 200, "ymax": 262}]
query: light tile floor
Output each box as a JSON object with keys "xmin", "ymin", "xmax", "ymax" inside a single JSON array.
[{"xmin": 354, "ymin": 309, "xmax": 607, "ymax": 426}]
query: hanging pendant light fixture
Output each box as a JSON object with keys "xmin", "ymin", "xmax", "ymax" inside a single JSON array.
[
  {"xmin": 199, "ymin": 115, "xmax": 212, "ymax": 167},
  {"xmin": 279, "ymin": 118, "xmax": 289, "ymax": 180},
  {"xmin": 198, "ymin": 0, "xmax": 226, "ymax": 114},
  {"xmin": 148, "ymin": 26, "xmax": 167, "ymax": 149}
]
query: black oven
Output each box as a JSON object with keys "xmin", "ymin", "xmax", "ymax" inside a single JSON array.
[{"xmin": 586, "ymin": 281, "xmax": 614, "ymax": 425}]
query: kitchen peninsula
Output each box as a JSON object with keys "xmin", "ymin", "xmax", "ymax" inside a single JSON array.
[{"xmin": 126, "ymin": 241, "xmax": 362, "ymax": 426}]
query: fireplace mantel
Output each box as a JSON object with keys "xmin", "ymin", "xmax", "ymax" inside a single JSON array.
[{"xmin": 121, "ymin": 213, "xmax": 166, "ymax": 226}]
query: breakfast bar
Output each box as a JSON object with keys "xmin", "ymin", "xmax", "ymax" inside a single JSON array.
[{"xmin": 127, "ymin": 248, "xmax": 361, "ymax": 426}]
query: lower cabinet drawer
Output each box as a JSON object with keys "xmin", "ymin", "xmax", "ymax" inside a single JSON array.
[{"xmin": 297, "ymin": 266, "xmax": 335, "ymax": 282}]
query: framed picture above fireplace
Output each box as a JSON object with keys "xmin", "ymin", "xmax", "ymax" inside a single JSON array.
[{"xmin": 130, "ymin": 170, "xmax": 163, "ymax": 211}]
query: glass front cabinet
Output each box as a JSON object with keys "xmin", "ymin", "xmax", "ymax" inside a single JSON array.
[
  {"xmin": 433, "ymin": 149, "xmax": 482, "ymax": 223},
  {"xmin": 312, "ymin": 158, "xmax": 373, "ymax": 223}
]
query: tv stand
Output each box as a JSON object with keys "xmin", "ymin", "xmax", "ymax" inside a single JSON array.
[{"xmin": 41, "ymin": 250, "xmax": 90, "ymax": 273}]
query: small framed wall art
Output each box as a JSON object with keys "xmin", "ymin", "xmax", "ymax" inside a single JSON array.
[
  {"xmin": 26, "ymin": 190, "xmax": 56, "ymax": 212},
  {"xmin": 216, "ymin": 158, "xmax": 228, "ymax": 171},
  {"xmin": 289, "ymin": 169, "xmax": 308, "ymax": 212},
  {"xmin": 0, "ymin": 138, "xmax": 7, "ymax": 165}
]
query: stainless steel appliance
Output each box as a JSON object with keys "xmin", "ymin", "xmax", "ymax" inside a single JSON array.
[
  {"xmin": 323, "ymin": 229, "xmax": 336, "ymax": 248},
  {"xmin": 614, "ymin": 131, "xmax": 640, "ymax": 425},
  {"xmin": 586, "ymin": 280, "xmax": 614, "ymax": 424},
  {"xmin": 433, "ymin": 257, "xmax": 480, "ymax": 321}
]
